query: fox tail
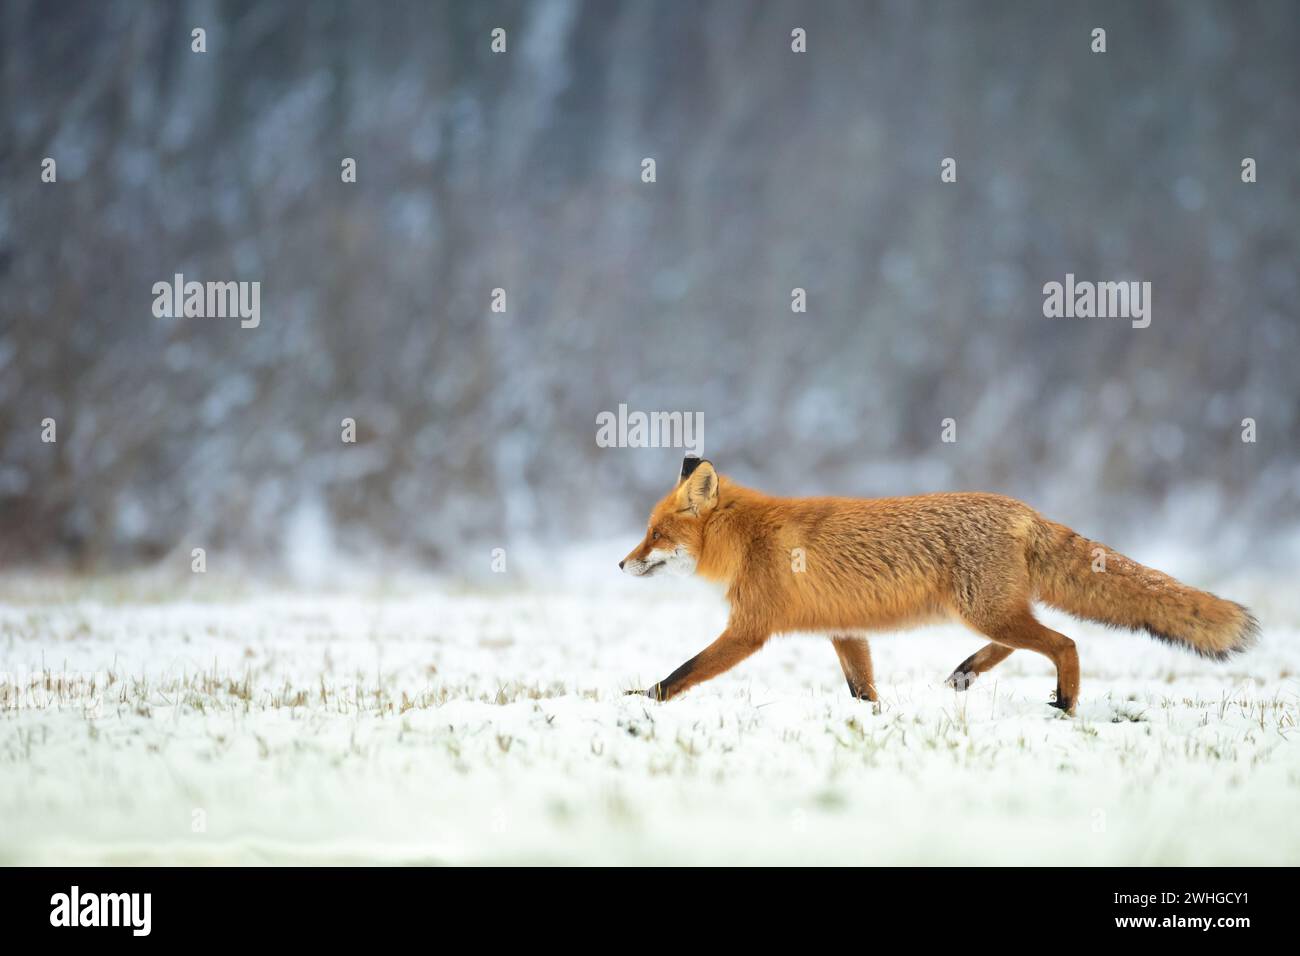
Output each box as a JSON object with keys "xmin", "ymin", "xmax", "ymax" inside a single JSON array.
[{"xmin": 1026, "ymin": 518, "xmax": 1258, "ymax": 659}]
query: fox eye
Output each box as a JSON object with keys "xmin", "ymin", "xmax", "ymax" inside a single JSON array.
[{"xmin": 652, "ymin": 530, "xmax": 660, "ymax": 541}]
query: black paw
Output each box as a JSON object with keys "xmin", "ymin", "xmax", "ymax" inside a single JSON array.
[{"xmin": 946, "ymin": 668, "xmax": 977, "ymax": 692}]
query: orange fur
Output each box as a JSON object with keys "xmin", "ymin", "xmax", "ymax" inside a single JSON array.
[{"xmin": 622, "ymin": 459, "xmax": 1258, "ymax": 713}]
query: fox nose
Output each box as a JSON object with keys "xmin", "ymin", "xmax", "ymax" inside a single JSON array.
[{"xmin": 619, "ymin": 560, "xmax": 625, "ymax": 570}]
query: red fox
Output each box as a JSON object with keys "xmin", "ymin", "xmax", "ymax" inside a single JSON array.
[{"xmin": 620, "ymin": 455, "xmax": 1257, "ymax": 714}]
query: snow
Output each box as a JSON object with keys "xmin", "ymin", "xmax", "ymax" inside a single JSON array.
[{"xmin": 1, "ymin": 569, "xmax": 1297, "ymax": 865}]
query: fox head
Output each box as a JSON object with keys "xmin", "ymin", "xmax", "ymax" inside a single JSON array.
[{"xmin": 620, "ymin": 455, "xmax": 718, "ymax": 577}]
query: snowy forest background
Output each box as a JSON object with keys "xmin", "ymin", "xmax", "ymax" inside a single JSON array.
[{"xmin": 1, "ymin": 0, "xmax": 1297, "ymax": 577}]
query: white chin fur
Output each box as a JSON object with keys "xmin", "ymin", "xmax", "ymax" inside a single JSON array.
[{"xmin": 624, "ymin": 546, "xmax": 696, "ymax": 578}]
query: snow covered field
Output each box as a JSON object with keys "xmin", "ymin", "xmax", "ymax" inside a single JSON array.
[{"xmin": 1, "ymin": 566, "xmax": 1297, "ymax": 866}]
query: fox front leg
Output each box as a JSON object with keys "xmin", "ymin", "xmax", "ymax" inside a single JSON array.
[
  {"xmin": 830, "ymin": 636, "xmax": 878, "ymax": 702},
  {"xmin": 628, "ymin": 628, "xmax": 768, "ymax": 701}
]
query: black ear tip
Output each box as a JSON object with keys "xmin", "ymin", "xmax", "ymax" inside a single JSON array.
[{"xmin": 680, "ymin": 455, "xmax": 707, "ymax": 479}]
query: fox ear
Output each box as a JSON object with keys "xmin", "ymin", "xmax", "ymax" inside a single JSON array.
[
  {"xmin": 676, "ymin": 458, "xmax": 717, "ymax": 515},
  {"xmin": 679, "ymin": 454, "xmax": 704, "ymax": 483}
]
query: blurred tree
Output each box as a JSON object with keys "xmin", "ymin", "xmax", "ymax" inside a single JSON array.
[{"xmin": 0, "ymin": 0, "xmax": 1296, "ymax": 570}]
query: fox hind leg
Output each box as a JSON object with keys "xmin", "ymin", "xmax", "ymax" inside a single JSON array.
[
  {"xmin": 945, "ymin": 642, "xmax": 1015, "ymax": 691},
  {"xmin": 963, "ymin": 607, "xmax": 1080, "ymax": 715},
  {"xmin": 831, "ymin": 636, "xmax": 878, "ymax": 703}
]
